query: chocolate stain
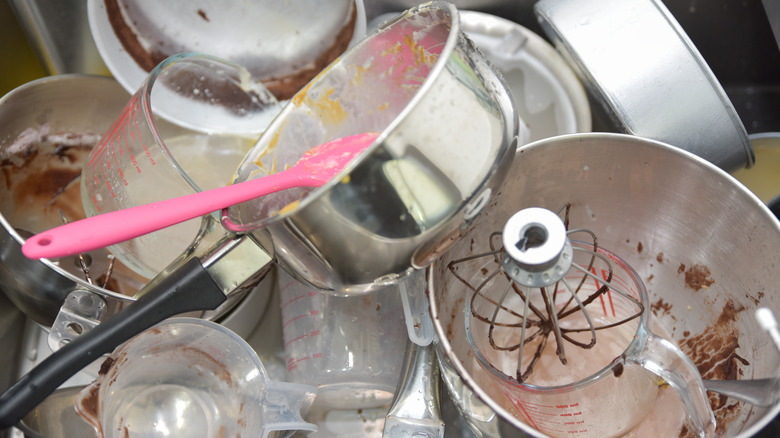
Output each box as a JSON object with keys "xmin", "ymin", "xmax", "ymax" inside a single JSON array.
[
  {"xmin": 678, "ymin": 299, "xmax": 748, "ymax": 436},
  {"xmin": 612, "ymin": 362, "xmax": 624, "ymax": 378},
  {"xmin": 105, "ymin": 0, "xmax": 357, "ymax": 100},
  {"xmin": 682, "ymin": 264, "xmax": 715, "ymax": 291},
  {"xmin": 98, "ymin": 356, "xmax": 116, "ymax": 375},
  {"xmin": 2, "ymin": 134, "xmax": 151, "ymax": 297},
  {"xmin": 651, "ymin": 297, "xmax": 673, "ymax": 318}
]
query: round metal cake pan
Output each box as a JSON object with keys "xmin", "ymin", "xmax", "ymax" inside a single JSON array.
[{"xmin": 534, "ymin": 0, "xmax": 754, "ymax": 172}]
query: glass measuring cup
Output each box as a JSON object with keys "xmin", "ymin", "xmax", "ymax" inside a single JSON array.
[
  {"xmin": 465, "ymin": 241, "xmax": 716, "ymax": 438},
  {"xmin": 75, "ymin": 317, "xmax": 317, "ymax": 438},
  {"xmin": 81, "ymin": 53, "xmax": 281, "ymax": 279},
  {"xmin": 278, "ymin": 269, "xmax": 408, "ymax": 410}
]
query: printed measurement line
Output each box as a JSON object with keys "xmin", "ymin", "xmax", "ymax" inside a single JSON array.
[
  {"xmin": 279, "ymin": 280, "xmax": 297, "ymax": 292},
  {"xmin": 88, "ymin": 94, "xmax": 137, "ymax": 165},
  {"xmin": 284, "ymin": 334, "xmax": 307, "ymax": 348},
  {"xmin": 509, "ymin": 397, "xmax": 541, "ymax": 431},
  {"xmin": 592, "ymin": 267, "xmax": 616, "ymax": 317},
  {"xmin": 282, "ymin": 313, "xmax": 307, "ymax": 328},
  {"xmin": 286, "ymin": 356, "xmax": 311, "ymax": 371},
  {"xmin": 280, "ymin": 293, "xmax": 306, "ymax": 310}
]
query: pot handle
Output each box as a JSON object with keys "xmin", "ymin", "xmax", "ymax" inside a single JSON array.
[
  {"xmin": 399, "ymin": 270, "xmax": 435, "ymax": 346},
  {"xmin": 47, "ymin": 288, "xmax": 108, "ymax": 353}
]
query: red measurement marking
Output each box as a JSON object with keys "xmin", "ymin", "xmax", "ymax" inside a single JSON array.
[
  {"xmin": 282, "ymin": 314, "xmax": 307, "ymax": 329},
  {"xmin": 286, "ymin": 356, "xmax": 310, "ymax": 372},
  {"xmin": 280, "ymin": 293, "xmax": 305, "ymax": 310},
  {"xmin": 592, "ymin": 267, "xmax": 616, "ymax": 317},
  {"xmin": 88, "ymin": 95, "xmax": 137, "ymax": 165},
  {"xmin": 508, "ymin": 397, "xmax": 541, "ymax": 431},
  {"xmin": 279, "ymin": 280, "xmax": 296, "ymax": 292},
  {"xmin": 284, "ymin": 334, "xmax": 307, "ymax": 348}
]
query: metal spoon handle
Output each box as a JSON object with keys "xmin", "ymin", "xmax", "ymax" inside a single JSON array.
[{"xmin": 703, "ymin": 378, "xmax": 780, "ymax": 407}]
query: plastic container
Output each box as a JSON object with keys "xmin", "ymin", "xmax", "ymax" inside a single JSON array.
[
  {"xmin": 75, "ymin": 317, "xmax": 317, "ymax": 438},
  {"xmin": 279, "ymin": 270, "xmax": 408, "ymax": 410}
]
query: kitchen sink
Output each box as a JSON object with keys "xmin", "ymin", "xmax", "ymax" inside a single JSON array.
[{"xmin": 2, "ymin": 0, "xmax": 779, "ymax": 437}]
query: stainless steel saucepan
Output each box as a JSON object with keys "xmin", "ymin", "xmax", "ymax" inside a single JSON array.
[
  {"xmin": 223, "ymin": 0, "xmax": 517, "ymax": 293},
  {"xmin": 0, "ymin": 1, "xmax": 518, "ymax": 429}
]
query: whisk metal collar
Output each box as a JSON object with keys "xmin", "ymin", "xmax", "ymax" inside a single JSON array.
[{"xmin": 501, "ymin": 208, "xmax": 573, "ymax": 287}]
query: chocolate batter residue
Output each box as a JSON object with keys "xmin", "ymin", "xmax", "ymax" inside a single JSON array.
[
  {"xmin": 650, "ymin": 297, "xmax": 673, "ymax": 318},
  {"xmin": 678, "ymin": 263, "xmax": 715, "ymax": 291},
  {"xmin": 612, "ymin": 361, "xmax": 624, "ymax": 378},
  {"xmin": 75, "ymin": 382, "xmax": 103, "ymax": 436},
  {"xmin": 1, "ymin": 136, "xmax": 94, "ymax": 231},
  {"xmin": 104, "ymin": 0, "xmax": 166, "ymax": 72},
  {"xmin": 98, "ymin": 356, "xmax": 116, "ymax": 376},
  {"xmin": 104, "ymin": 0, "xmax": 357, "ymax": 101},
  {"xmin": 678, "ymin": 299, "xmax": 748, "ymax": 436}
]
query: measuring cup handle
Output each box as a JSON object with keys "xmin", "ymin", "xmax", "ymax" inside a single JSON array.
[
  {"xmin": 399, "ymin": 270, "xmax": 435, "ymax": 346},
  {"xmin": 0, "ymin": 257, "xmax": 226, "ymax": 430},
  {"xmin": 262, "ymin": 382, "xmax": 318, "ymax": 438},
  {"xmin": 626, "ymin": 332, "xmax": 717, "ymax": 438}
]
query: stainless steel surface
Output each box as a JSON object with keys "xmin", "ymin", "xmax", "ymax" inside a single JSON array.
[
  {"xmin": 0, "ymin": 292, "xmax": 26, "ymax": 438},
  {"xmin": 383, "ymin": 342, "xmax": 444, "ymax": 437},
  {"xmin": 534, "ymin": 0, "xmax": 753, "ymax": 172},
  {"xmin": 429, "ymin": 133, "xmax": 780, "ymax": 437},
  {"xmin": 7, "ymin": 0, "xmax": 108, "ymax": 76},
  {"xmin": 225, "ymin": 2, "xmax": 518, "ymax": 294},
  {"xmin": 15, "ymin": 386, "xmax": 93, "ymax": 438},
  {"xmin": 704, "ymin": 379, "xmax": 780, "ymax": 408}
]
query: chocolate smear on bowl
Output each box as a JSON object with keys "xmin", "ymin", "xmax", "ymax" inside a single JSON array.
[
  {"xmin": 260, "ymin": 5, "xmax": 356, "ymax": 100},
  {"xmin": 651, "ymin": 297, "xmax": 673, "ymax": 318},
  {"xmin": 678, "ymin": 299, "xmax": 749, "ymax": 436},
  {"xmin": 98, "ymin": 356, "xmax": 116, "ymax": 376},
  {"xmin": 1, "ymin": 129, "xmax": 146, "ymax": 295},
  {"xmin": 678, "ymin": 263, "xmax": 715, "ymax": 291},
  {"xmin": 105, "ymin": 0, "xmax": 166, "ymax": 72},
  {"xmin": 104, "ymin": 0, "xmax": 357, "ymax": 101}
]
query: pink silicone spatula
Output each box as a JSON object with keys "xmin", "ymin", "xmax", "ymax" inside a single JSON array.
[{"xmin": 22, "ymin": 131, "xmax": 379, "ymax": 260}]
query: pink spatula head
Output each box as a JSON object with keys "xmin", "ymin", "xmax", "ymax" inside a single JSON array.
[{"xmin": 23, "ymin": 132, "xmax": 379, "ymax": 260}]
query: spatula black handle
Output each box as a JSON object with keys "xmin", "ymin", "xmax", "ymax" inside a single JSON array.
[{"xmin": 0, "ymin": 256, "xmax": 226, "ymax": 430}]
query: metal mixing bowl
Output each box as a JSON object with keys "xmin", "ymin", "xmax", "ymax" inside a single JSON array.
[
  {"xmin": 0, "ymin": 75, "xmax": 269, "ymax": 334},
  {"xmin": 0, "ymin": 75, "xmax": 135, "ymax": 328},
  {"xmin": 429, "ymin": 133, "xmax": 780, "ymax": 437}
]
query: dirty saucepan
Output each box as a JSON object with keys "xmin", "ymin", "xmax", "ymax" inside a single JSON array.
[{"xmin": 0, "ymin": 75, "xmax": 268, "ymax": 347}]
